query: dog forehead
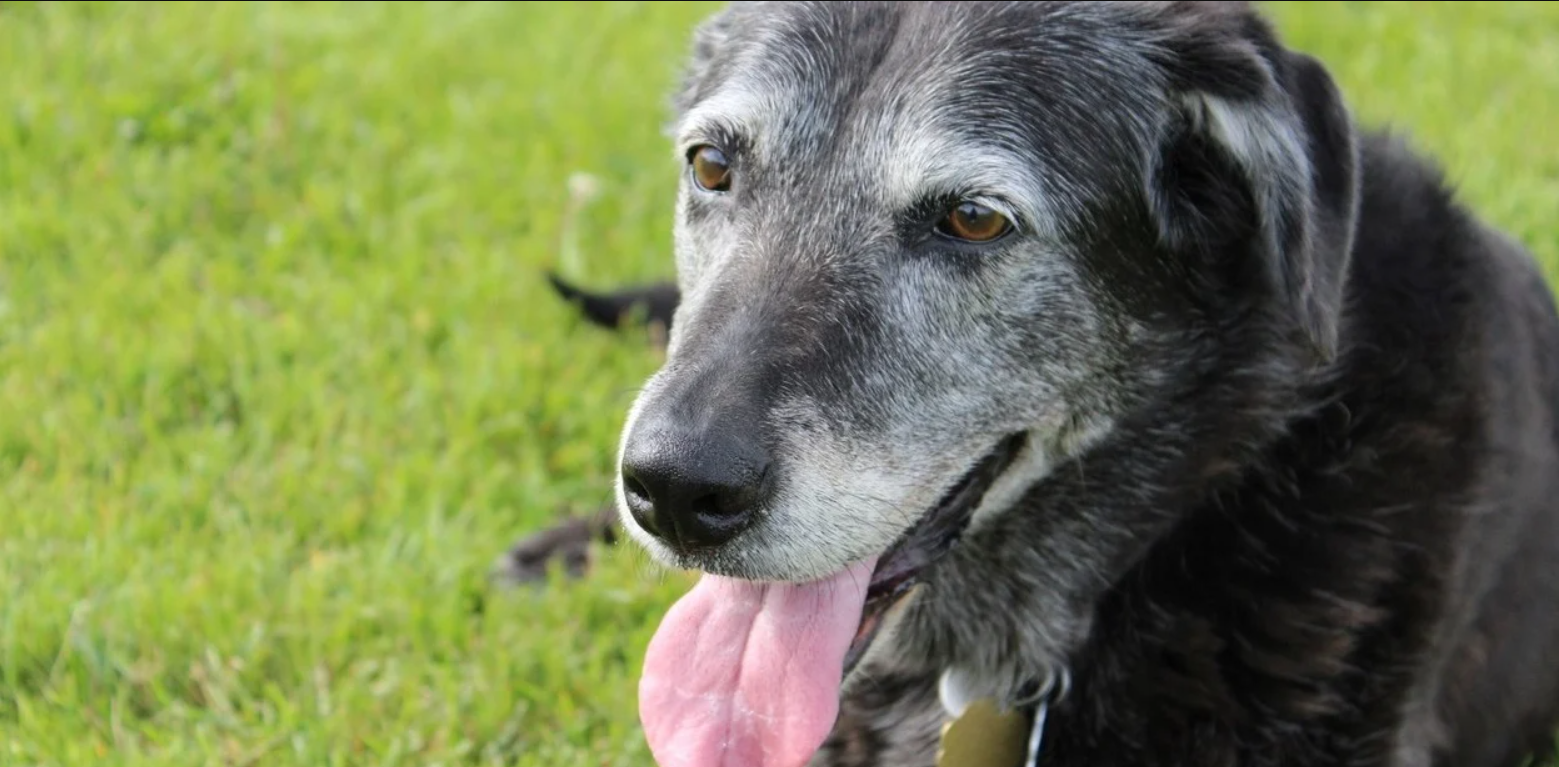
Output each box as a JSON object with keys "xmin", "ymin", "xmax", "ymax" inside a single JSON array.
[{"xmin": 679, "ymin": 1, "xmax": 1167, "ymax": 213}]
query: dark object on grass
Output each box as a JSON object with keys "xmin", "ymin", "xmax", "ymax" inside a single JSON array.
[
  {"xmin": 489, "ymin": 275, "xmax": 685, "ymax": 589},
  {"xmin": 491, "ymin": 505, "xmax": 620, "ymax": 586},
  {"xmin": 545, "ymin": 271, "xmax": 679, "ymax": 341}
]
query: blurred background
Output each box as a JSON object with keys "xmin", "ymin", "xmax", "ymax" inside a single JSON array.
[{"xmin": 0, "ymin": 2, "xmax": 1554, "ymax": 765}]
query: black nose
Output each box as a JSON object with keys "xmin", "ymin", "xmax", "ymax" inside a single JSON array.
[{"xmin": 620, "ymin": 422, "xmax": 770, "ymax": 552}]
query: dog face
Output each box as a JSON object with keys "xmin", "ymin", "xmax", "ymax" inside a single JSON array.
[{"xmin": 616, "ymin": 0, "xmax": 1357, "ymax": 607}]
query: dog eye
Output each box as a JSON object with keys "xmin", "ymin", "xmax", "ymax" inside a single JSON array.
[
  {"xmin": 689, "ymin": 145, "xmax": 732, "ymax": 193},
  {"xmin": 935, "ymin": 201, "xmax": 1012, "ymax": 243}
]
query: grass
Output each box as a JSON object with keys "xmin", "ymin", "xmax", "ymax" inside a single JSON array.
[{"xmin": 0, "ymin": 2, "xmax": 1555, "ymax": 765}]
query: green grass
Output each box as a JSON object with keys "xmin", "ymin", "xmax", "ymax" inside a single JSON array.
[{"xmin": 0, "ymin": 2, "xmax": 1555, "ymax": 765}]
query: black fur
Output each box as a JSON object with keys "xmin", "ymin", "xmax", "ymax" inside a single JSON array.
[
  {"xmin": 545, "ymin": 272, "xmax": 679, "ymax": 336},
  {"xmin": 519, "ymin": 2, "xmax": 1559, "ymax": 764},
  {"xmin": 1029, "ymin": 129, "xmax": 1559, "ymax": 764}
]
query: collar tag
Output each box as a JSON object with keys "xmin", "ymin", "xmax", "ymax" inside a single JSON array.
[{"xmin": 935, "ymin": 699, "xmax": 1041, "ymax": 767}]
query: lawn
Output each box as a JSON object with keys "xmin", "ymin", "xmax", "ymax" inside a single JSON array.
[{"xmin": 0, "ymin": 2, "xmax": 1555, "ymax": 765}]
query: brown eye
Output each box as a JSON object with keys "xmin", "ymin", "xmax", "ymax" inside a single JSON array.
[
  {"xmin": 690, "ymin": 145, "xmax": 732, "ymax": 192},
  {"xmin": 936, "ymin": 201, "xmax": 1012, "ymax": 243}
]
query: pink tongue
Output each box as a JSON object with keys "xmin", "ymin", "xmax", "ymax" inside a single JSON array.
[{"xmin": 639, "ymin": 558, "xmax": 877, "ymax": 767}]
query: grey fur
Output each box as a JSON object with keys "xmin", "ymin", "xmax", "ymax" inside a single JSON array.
[{"xmin": 608, "ymin": 3, "xmax": 1559, "ymax": 765}]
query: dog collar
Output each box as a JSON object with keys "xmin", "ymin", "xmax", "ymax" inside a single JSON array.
[{"xmin": 935, "ymin": 698, "xmax": 1048, "ymax": 767}]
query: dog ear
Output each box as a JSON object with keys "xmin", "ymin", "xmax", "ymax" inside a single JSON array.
[{"xmin": 1147, "ymin": 7, "xmax": 1361, "ymax": 365}]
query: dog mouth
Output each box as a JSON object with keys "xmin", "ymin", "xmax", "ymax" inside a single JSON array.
[
  {"xmin": 843, "ymin": 432, "xmax": 1028, "ymax": 676},
  {"xmin": 635, "ymin": 433, "xmax": 1027, "ymax": 767}
]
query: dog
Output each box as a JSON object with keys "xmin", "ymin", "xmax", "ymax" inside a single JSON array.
[{"xmin": 519, "ymin": 2, "xmax": 1559, "ymax": 765}]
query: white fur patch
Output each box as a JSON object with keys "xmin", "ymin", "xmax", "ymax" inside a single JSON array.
[
  {"xmin": 938, "ymin": 666, "xmax": 983, "ymax": 719},
  {"xmin": 675, "ymin": 86, "xmax": 770, "ymax": 161},
  {"xmin": 968, "ymin": 436, "xmax": 1055, "ymax": 532},
  {"xmin": 968, "ymin": 415, "xmax": 1115, "ymax": 532},
  {"xmin": 1198, "ymin": 94, "xmax": 1304, "ymax": 183},
  {"xmin": 1182, "ymin": 91, "xmax": 1311, "ymax": 249},
  {"xmin": 939, "ymin": 663, "xmax": 1073, "ymax": 718},
  {"xmin": 879, "ymin": 128, "xmax": 1060, "ymax": 241},
  {"xmin": 752, "ymin": 411, "xmax": 977, "ymax": 581}
]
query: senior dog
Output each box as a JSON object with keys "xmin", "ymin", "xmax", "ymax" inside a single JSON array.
[{"xmin": 514, "ymin": 3, "xmax": 1559, "ymax": 765}]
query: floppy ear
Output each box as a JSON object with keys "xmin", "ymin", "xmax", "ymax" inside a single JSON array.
[{"xmin": 1148, "ymin": 9, "xmax": 1361, "ymax": 365}]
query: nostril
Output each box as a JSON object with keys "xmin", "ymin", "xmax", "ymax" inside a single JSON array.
[
  {"xmin": 712, "ymin": 460, "xmax": 769, "ymax": 519},
  {"xmin": 681, "ymin": 489, "xmax": 753, "ymax": 548},
  {"xmin": 687, "ymin": 493, "xmax": 722, "ymax": 521},
  {"xmin": 620, "ymin": 466, "xmax": 662, "ymax": 538},
  {"xmin": 623, "ymin": 473, "xmax": 652, "ymax": 505},
  {"xmin": 715, "ymin": 473, "xmax": 762, "ymax": 518}
]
